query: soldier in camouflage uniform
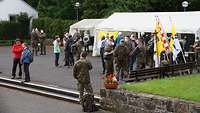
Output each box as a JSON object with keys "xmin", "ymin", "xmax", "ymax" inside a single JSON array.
[
  {"xmin": 73, "ymin": 51, "xmax": 93, "ymax": 102},
  {"xmin": 104, "ymin": 42, "xmax": 114, "ymax": 76},
  {"xmin": 72, "ymin": 39, "xmax": 83, "ymax": 61},
  {"xmin": 114, "ymin": 39, "xmax": 129, "ymax": 80},
  {"xmin": 39, "ymin": 30, "xmax": 46, "ymax": 55},
  {"xmin": 31, "ymin": 28, "xmax": 39, "ymax": 56},
  {"xmin": 73, "ymin": 29, "xmax": 81, "ymax": 42}
]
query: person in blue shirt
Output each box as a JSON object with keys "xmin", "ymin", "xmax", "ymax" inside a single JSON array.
[
  {"xmin": 21, "ymin": 43, "xmax": 32, "ymax": 82},
  {"xmin": 114, "ymin": 32, "xmax": 123, "ymax": 48},
  {"xmin": 100, "ymin": 36, "xmax": 106, "ymax": 74}
]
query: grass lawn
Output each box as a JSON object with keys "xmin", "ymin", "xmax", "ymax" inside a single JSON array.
[{"xmin": 121, "ymin": 74, "xmax": 200, "ymax": 102}]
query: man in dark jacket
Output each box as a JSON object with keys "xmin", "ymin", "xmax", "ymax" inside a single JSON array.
[
  {"xmin": 65, "ymin": 35, "xmax": 74, "ymax": 66},
  {"xmin": 73, "ymin": 51, "xmax": 93, "ymax": 102},
  {"xmin": 11, "ymin": 39, "xmax": 23, "ymax": 79}
]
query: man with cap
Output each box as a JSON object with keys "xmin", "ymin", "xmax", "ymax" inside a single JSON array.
[
  {"xmin": 114, "ymin": 39, "xmax": 129, "ymax": 81},
  {"xmin": 11, "ymin": 39, "xmax": 24, "ymax": 79}
]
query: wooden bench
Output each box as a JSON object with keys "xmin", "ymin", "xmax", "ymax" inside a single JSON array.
[
  {"xmin": 124, "ymin": 62, "xmax": 195, "ymax": 83},
  {"xmin": 124, "ymin": 67, "xmax": 160, "ymax": 82}
]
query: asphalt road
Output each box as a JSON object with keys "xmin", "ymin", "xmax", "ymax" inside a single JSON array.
[
  {"xmin": 0, "ymin": 86, "xmax": 111, "ymax": 113},
  {"xmin": 0, "ymin": 46, "xmax": 104, "ymax": 93}
]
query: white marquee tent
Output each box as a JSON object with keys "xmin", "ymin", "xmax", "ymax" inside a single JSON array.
[
  {"xmin": 69, "ymin": 19, "xmax": 104, "ymax": 36},
  {"xmin": 92, "ymin": 12, "xmax": 200, "ymax": 56},
  {"xmin": 0, "ymin": 0, "xmax": 38, "ymax": 21}
]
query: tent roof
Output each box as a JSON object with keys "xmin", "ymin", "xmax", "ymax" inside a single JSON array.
[
  {"xmin": 96, "ymin": 12, "xmax": 200, "ymax": 34},
  {"xmin": 70, "ymin": 19, "xmax": 104, "ymax": 30},
  {"xmin": 0, "ymin": 0, "xmax": 38, "ymax": 21}
]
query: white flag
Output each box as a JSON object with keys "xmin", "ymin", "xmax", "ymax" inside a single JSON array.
[{"xmin": 173, "ymin": 39, "xmax": 182, "ymax": 60}]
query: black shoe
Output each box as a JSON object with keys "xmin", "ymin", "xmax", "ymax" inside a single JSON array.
[
  {"xmin": 16, "ymin": 76, "xmax": 22, "ymax": 79},
  {"xmin": 11, "ymin": 76, "xmax": 15, "ymax": 79}
]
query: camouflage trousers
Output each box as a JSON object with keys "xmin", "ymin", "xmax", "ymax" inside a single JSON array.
[{"xmin": 78, "ymin": 83, "xmax": 93, "ymax": 102}]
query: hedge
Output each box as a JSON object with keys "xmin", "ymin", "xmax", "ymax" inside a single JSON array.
[
  {"xmin": 32, "ymin": 17, "xmax": 76, "ymax": 39},
  {"xmin": 0, "ymin": 13, "xmax": 30, "ymax": 40}
]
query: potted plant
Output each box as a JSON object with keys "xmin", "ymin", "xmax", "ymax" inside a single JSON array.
[{"xmin": 104, "ymin": 73, "xmax": 118, "ymax": 89}]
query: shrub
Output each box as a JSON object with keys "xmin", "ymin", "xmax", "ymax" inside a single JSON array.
[{"xmin": 0, "ymin": 13, "xmax": 30, "ymax": 40}]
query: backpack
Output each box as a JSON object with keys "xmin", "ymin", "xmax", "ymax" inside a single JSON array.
[
  {"xmin": 81, "ymin": 94, "xmax": 99, "ymax": 112},
  {"xmin": 29, "ymin": 50, "xmax": 34, "ymax": 63}
]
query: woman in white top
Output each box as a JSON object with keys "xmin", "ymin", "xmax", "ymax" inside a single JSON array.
[{"xmin": 53, "ymin": 35, "xmax": 61, "ymax": 67}]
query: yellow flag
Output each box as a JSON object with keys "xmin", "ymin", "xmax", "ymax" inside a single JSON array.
[
  {"xmin": 155, "ymin": 22, "xmax": 165, "ymax": 56},
  {"xmin": 170, "ymin": 23, "xmax": 176, "ymax": 52}
]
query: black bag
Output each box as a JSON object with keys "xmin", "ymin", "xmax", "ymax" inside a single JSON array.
[{"xmin": 81, "ymin": 94, "xmax": 99, "ymax": 112}]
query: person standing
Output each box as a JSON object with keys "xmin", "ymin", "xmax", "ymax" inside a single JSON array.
[
  {"xmin": 11, "ymin": 39, "xmax": 24, "ymax": 79},
  {"xmin": 73, "ymin": 51, "xmax": 93, "ymax": 103},
  {"xmin": 114, "ymin": 32, "xmax": 123, "ymax": 48},
  {"xmin": 53, "ymin": 36, "xmax": 61, "ymax": 67},
  {"xmin": 72, "ymin": 39, "xmax": 83, "ymax": 61},
  {"xmin": 100, "ymin": 36, "xmax": 106, "ymax": 74},
  {"xmin": 31, "ymin": 28, "xmax": 39, "ymax": 56},
  {"xmin": 39, "ymin": 29, "xmax": 46, "ymax": 55},
  {"xmin": 128, "ymin": 34, "xmax": 137, "ymax": 72},
  {"xmin": 63, "ymin": 33, "xmax": 69, "ymax": 66},
  {"xmin": 65, "ymin": 35, "xmax": 74, "ymax": 66},
  {"xmin": 135, "ymin": 38, "xmax": 146, "ymax": 69},
  {"xmin": 104, "ymin": 41, "xmax": 114, "ymax": 76},
  {"xmin": 83, "ymin": 31, "xmax": 90, "ymax": 52},
  {"xmin": 73, "ymin": 29, "xmax": 81, "ymax": 42},
  {"xmin": 21, "ymin": 43, "xmax": 32, "ymax": 82},
  {"xmin": 114, "ymin": 39, "xmax": 129, "ymax": 81}
]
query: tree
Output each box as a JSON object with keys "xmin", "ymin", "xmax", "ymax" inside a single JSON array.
[{"xmin": 24, "ymin": 0, "xmax": 39, "ymax": 9}]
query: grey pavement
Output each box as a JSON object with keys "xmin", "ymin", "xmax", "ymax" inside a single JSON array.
[
  {"xmin": 0, "ymin": 86, "xmax": 111, "ymax": 113},
  {"xmin": 0, "ymin": 46, "xmax": 105, "ymax": 93}
]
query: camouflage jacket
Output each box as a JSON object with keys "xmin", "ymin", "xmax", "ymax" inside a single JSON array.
[
  {"xmin": 113, "ymin": 43, "xmax": 129, "ymax": 61},
  {"xmin": 73, "ymin": 58, "xmax": 92, "ymax": 84}
]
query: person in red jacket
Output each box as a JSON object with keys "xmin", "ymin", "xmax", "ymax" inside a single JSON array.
[{"xmin": 11, "ymin": 39, "xmax": 24, "ymax": 79}]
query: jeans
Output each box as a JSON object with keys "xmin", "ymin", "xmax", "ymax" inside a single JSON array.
[
  {"xmin": 55, "ymin": 53, "xmax": 60, "ymax": 66},
  {"xmin": 12, "ymin": 58, "xmax": 22, "ymax": 77}
]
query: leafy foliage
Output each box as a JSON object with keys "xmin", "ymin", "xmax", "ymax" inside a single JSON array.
[
  {"xmin": 0, "ymin": 13, "xmax": 30, "ymax": 40},
  {"xmin": 25, "ymin": 0, "xmax": 200, "ymax": 20}
]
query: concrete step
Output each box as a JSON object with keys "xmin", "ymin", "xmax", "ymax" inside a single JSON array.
[{"xmin": 0, "ymin": 76, "xmax": 101, "ymax": 106}]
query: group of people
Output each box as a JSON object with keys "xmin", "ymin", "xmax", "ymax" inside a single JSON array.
[
  {"xmin": 31, "ymin": 28, "xmax": 47, "ymax": 56},
  {"xmin": 11, "ymin": 39, "xmax": 32, "ymax": 82},
  {"xmin": 52, "ymin": 29, "xmax": 91, "ymax": 67},
  {"xmin": 100, "ymin": 32, "xmax": 153, "ymax": 81},
  {"xmin": 11, "ymin": 37, "xmax": 94, "ymax": 111}
]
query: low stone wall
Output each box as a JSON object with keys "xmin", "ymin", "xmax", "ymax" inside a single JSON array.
[{"xmin": 100, "ymin": 89, "xmax": 200, "ymax": 113}]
